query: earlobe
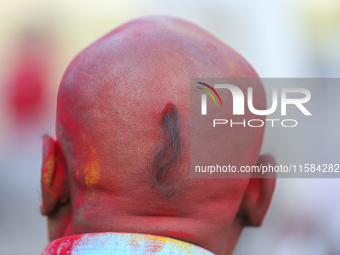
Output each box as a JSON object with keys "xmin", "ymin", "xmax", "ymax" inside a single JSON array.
[
  {"xmin": 40, "ymin": 136, "xmax": 69, "ymax": 215},
  {"xmin": 239, "ymin": 154, "xmax": 276, "ymax": 226}
]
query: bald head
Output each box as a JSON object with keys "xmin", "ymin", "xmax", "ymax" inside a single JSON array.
[{"xmin": 41, "ymin": 16, "xmax": 275, "ymax": 255}]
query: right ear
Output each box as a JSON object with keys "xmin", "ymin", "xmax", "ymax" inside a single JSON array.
[
  {"xmin": 238, "ymin": 155, "xmax": 276, "ymax": 226},
  {"xmin": 40, "ymin": 136, "xmax": 69, "ymax": 215}
]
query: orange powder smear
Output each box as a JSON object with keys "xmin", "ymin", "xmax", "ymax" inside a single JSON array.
[
  {"xmin": 83, "ymin": 146, "xmax": 101, "ymax": 187},
  {"xmin": 42, "ymin": 157, "xmax": 55, "ymax": 184}
]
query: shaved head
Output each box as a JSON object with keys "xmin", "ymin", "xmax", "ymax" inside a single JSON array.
[{"xmin": 41, "ymin": 16, "xmax": 275, "ymax": 255}]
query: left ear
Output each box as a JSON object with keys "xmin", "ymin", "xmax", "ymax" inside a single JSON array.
[
  {"xmin": 239, "ymin": 154, "xmax": 276, "ymax": 226},
  {"xmin": 40, "ymin": 136, "xmax": 69, "ymax": 215}
]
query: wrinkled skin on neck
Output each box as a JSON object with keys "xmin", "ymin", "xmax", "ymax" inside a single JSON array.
[{"xmin": 41, "ymin": 17, "xmax": 275, "ymax": 255}]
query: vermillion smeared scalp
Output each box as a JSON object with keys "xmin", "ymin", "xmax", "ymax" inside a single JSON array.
[{"xmin": 55, "ymin": 16, "xmax": 266, "ymax": 254}]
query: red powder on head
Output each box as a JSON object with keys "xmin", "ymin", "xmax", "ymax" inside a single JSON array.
[{"xmin": 45, "ymin": 17, "xmax": 270, "ymax": 255}]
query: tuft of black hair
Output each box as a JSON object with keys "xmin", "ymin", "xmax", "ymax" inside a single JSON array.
[{"xmin": 152, "ymin": 102, "xmax": 182, "ymax": 197}]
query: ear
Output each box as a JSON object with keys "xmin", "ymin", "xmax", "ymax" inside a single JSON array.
[
  {"xmin": 239, "ymin": 154, "xmax": 276, "ymax": 226},
  {"xmin": 40, "ymin": 136, "xmax": 69, "ymax": 215}
]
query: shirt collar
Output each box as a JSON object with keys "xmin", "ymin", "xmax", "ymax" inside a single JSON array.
[{"xmin": 42, "ymin": 232, "xmax": 214, "ymax": 255}]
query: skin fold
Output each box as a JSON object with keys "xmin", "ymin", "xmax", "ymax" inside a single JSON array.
[{"xmin": 40, "ymin": 16, "xmax": 276, "ymax": 255}]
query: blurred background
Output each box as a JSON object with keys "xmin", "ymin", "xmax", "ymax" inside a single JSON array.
[{"xmin": 0, "ymin": 0, "xmax": 339, "ymax": 254}]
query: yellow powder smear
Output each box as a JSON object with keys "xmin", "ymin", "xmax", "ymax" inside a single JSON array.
[
  {"xmin": 129, "ymin": 234, "xmax": 193, "ymax": 253},
  {"xmin": 146, "ymin": 235, "xmax": 193, "ymax": 251},
  {"xmin": 83, "ymin": 146, "xmax": 100, "ymax": 187}
]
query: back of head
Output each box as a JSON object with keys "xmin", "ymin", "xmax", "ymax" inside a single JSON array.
[{"xmin": 40, "ymin": 16, "xmax": 275, "ymax": 255}]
